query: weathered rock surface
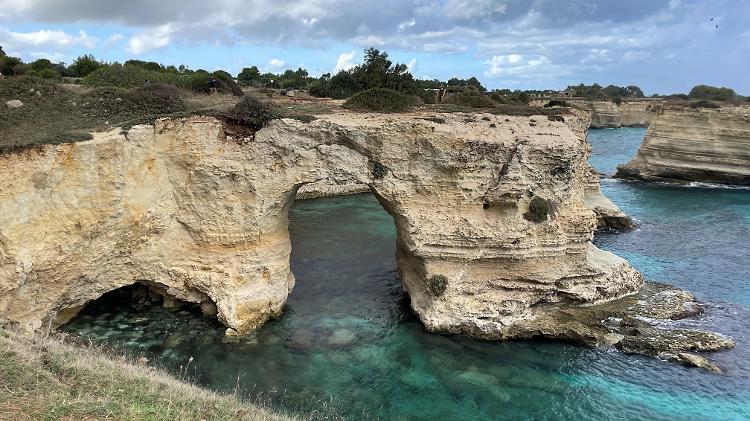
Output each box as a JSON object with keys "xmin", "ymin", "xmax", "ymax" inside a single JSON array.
[
  {"xmin": 296, "ymin": 180, "xmax": 369, "ymax": 200},
  {"xmin": 500, "ymin": 282, "xmax": 734, "ymax": 371},
  {"xmin": 616, "ymin": 106, "xmax": 750, "ymax": 185},
  {"xmin": 572, "ymin": 100, "xmax": 663, "ymax": 128},
  {"xmin": 5, "ymin": 99, "xmax": 23, "ymax": 109},
  {"xmin": 563, "ymin": 106, "xmax": 635, "ymax": 231},
  {"xmin": 584, "ymin": 165, "xmax": 636, "ymax": 232},
  {"xmin": 0, "ymin": 111, "xmax": 732, "ymax": 368},
  {"xmin": 532, "ymin": 99, "xmax": 663, "ymax": 128},
  {"xmin": 0, "ymin": 112, "xmax": 641, "ymax": 334}
]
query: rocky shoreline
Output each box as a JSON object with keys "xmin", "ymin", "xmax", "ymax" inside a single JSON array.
[{"xmin": 500, "ymin": 281, "xmax": 734, "ymax": 372}]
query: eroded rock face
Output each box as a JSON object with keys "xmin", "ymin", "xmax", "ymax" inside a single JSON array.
[
  {"xmin": 0, "ymin": 112, "xmax": 645, "ymax": 339},
  {"xmin": 572, "ymin": 100, "xmax": 663, "ymax": 128},
  {"xmin": 616, "ymin": 106, "xmax": 750, "ymax": 185}
]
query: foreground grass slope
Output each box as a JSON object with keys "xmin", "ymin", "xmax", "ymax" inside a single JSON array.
[{"xmin": 0, "ymin": 325, "xmax": 290, "ymax": 420}]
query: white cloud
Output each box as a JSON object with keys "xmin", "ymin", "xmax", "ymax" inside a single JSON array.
[
  {"xmin": 268, "ymin": 58, "xmax": 286, "ymax": 68},
  {"xmin": 126, "ymin": 24, "xmax": 174, "ymax": 54},
  {"xmin": 0, "ymin": 27, "xmax": 96, "ymax": 49},
  {"xmin": 104, "ymin": 33, "xmax": 124, "ymax": 47},
  {"xmin": 406, "ymin": 58, "xmax": 417, "ymax": 73},
  {"xmin": 484, "ymin": 54, "xmax": 552, "ymax": 77},
  {"xmin": 398, "ymin": 18, "xmax": 416, "ymax": 32},
  {"xmin": 334, "ymin": 50, "xmax": 358, "ymax": 72}
]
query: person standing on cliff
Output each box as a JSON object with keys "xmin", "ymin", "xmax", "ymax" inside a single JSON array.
[{"xmin": 208, "ymin": 78, "xmax": 218, "ymax": 95}]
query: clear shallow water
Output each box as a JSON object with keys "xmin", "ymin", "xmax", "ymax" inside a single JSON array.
[{"xmin": 63, "ymin": 128, "xmax": 750, "ymax": 420}]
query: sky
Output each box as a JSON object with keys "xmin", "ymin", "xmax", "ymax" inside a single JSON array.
[{"xmin": 0, "ymin": 0, "xmax": 748, "ymax": 94}]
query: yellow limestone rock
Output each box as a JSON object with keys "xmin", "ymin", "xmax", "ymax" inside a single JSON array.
[{"xmin": 0, "ymin": 112, "xmax": 642, "ymax": 337}]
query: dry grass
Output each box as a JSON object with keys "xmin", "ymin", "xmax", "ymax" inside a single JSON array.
[{"xmin": 0, "ymin": 324, "xmax": 293, "ymax": 421}]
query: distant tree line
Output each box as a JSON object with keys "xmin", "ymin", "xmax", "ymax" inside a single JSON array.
[
  {"xmin": 565, "ymin": 83, "xmax": 645, "ymax": 102},
  {"xmin": 2, "ymin": 44, "xmax": 745, "ymax": 103}
]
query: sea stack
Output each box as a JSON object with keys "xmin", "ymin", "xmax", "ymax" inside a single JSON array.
[{"xmin": 616, "ymin": 105, "xmax": 750, "ymax": 185}]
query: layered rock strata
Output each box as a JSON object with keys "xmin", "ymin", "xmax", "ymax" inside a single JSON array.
[
  {"xmin": 531, "ymin": 99, "xmax": 663, "ymax": 128},
  {"xmin": 0, "ymin": 112, "xmax": 732, "ymax": 367},
  {"xmin": 584, "ymin": 165, "xmax": 636, "ymax": 232},
  {"xmin": 571, "ymin": 100, "xmax": 663, "ymax": 128},
  {"xmin": 616, "ymin": 106, "xmax": 750, "ymax": 185}
]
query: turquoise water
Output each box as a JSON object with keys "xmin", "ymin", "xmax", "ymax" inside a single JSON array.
[{"xmin": 63, "ymin": 128, "xmax": 750, "ymax": 420}]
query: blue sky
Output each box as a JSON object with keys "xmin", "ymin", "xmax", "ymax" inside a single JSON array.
[{"xmin": 1, "ymin": 0, "xmax": 748, "ymax": 95}]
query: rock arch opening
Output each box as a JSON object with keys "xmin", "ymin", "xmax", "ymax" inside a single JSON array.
[
  {"xmin": 284, "ymin": 192, "xmax": 408, "ymax": 321},
  {"xmin": 59, "ymin": 281, "xmax": 220, "ymax": 329}
]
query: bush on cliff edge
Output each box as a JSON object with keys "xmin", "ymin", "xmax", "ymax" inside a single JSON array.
[
  {"xmin": 226, "ymin": 94, "xmax": 276, "ymax": 130},
  {"xmin": 343, "ymin": 88, "xmax": 420, "ymax": 113}
]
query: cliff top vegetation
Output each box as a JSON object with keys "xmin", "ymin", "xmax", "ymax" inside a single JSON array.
[{"xmin": 0, "ymin": 323, "xmax": 297, "ymax": 420}]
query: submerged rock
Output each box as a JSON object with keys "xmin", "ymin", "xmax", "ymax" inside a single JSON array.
[
  {"xmin": 658, "ymin": 351, "xmax": 723, "ymax": 373},
  {"xmin": 496, "ymin": 282, "xmax": 734, "ymax": 371},
  {"xmin": 327, "ymin": 328, "xmax": 356, "ymax": 347}
]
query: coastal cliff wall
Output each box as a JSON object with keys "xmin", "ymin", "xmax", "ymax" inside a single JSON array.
[
  {"xmin": 579, "ymin": 100, "xmax": 663, "ymax": 128},
  {"xmin": 532, "ymin": 99, "xmax": 663, "ymax": 128},
  {"xmin": 0, "ymin": 112, "xmax": 642, "ymax": 338},
  {"xmin": 616, "ymin": 106, "xmax": 750, "ymax": 185}
]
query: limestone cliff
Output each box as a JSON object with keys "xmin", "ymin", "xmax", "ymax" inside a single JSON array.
[
  {"xmin": 616, "ymin": 106, "xmax": 750, "ymax": 185},
  {"xmin": 0, "ymin": 112, "xmax": 640, "ymax": 335},
  {"xmin": 574, "ymin": 100, "xmax": 663, "ymax": 128},
  {"xmin": 0, "ymin": 112, "xmax": 732, "ymax": 367},
  {"xmin": 532, "ymin": 99, "xmax": 663, "ymax": 128}
]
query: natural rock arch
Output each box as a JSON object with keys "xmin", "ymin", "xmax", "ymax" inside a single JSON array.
[{"xmin": 0, "ymin": 113, "xmax": 641, "ymax": 338}]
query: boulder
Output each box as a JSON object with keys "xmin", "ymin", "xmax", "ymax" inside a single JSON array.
[{"xmin": 5, "ymin": 99, "xmax": 23, "ymax": 109}]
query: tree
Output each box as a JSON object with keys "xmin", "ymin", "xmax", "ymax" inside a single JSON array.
[
  {"xmin": 69, "ymin": 55, "xmax": 101, "ymax": 77},
  {"xmin": 466, "ymin": 77, "xmax": 486, "ymax": 92},
  {"xmin": 689, "ymin": 85, "xmax": 736, "ymax": 101},
  {"xmin": 626, "ymin": 85, "xmax": 645, "ymax": 98},
  {"xmin": 29, "ymin": 59, "xmax": 55, "ymax": 73},
  {"xmin": 0, "ymin": 45, "xmax": 5, "ymax": 57},
  {"xmin": 237, "ymin": 66, "xmax": 261, "ymax": 85},
  {"xmin": 125, "ymin": 60, "xmax": 162, "ymax": 72},
  {"xmin": 0, "ymin": 55, "xmax": 22, "ymax": 76}
]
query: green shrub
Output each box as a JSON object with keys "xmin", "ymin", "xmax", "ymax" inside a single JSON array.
[
  {"xmin": 689, "ymin": 85, "xmax": 736, "ymax": 101},
  {"xmin": 83, "ymin": 64, "xmax": 174, "ymax": 89},
  {"xmin": 543, "ymin": 100, "xmax": 571, "ymax": 108},
  {"xmin": 38, "ymin": 69, "xmax": 59, "ymax": 80},
  {"xmin": 372, "ymin": 161, "xmax": 389, "ymax": 179},
  {"xmin": 211, "ymin": 71, "xmax": 243, "ymax": 96},
  {"xmin": 689, "ymin": 100, "xmax": 720, "ymax": 109},
  {"xmin": 524, "ymin": 196, "xmax": 550, "ymax": 223},
  {"xmin": 427, "ymin": 275, "xmax": 448, "ymax": 297},
  {"xmin": 443, "ymin": 91, "xmax": 496, "ymax": 108},
  {"xmin": 343, "ymin": 88, "xmax": 419, "ymax": 112},
  {"xmin": 226, "ymin": 95, "xmax": 275, "ymax": 130},
  {"xmin": 416, "ymin": 89, "xmax": 437, "ymax": 104},
  {"xmin": 126, "ymin": 84, "xmax": 185, "ymax": 115}
]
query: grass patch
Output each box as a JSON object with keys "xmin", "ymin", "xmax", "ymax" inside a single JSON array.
[
  {"xmin": 0, "ymin": 77, "xmax": 235, "ymax": 152},
  {"xmin": 0, "ymin": 324, "xmax": 292, "ymax": 420},
  {"xmin": 343, "ymin": 88, "xmax": 419, "ymax": 113}
]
